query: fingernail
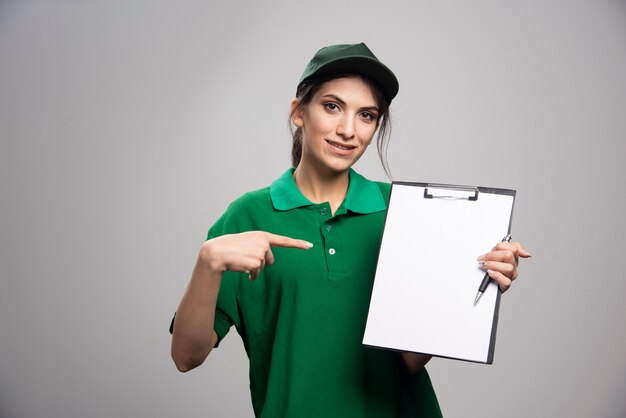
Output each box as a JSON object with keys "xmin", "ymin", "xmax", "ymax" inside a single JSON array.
[
  {"xmin": 478, "ymin": 260, "xmax": 486, "ymax": 268},
  {"xmin": 304, "ymin": 241, "xmax": 313, "ymax": 249},
  {"xmin": 477, "ymin": 254, "xmax": 485, "ymax": 261}
]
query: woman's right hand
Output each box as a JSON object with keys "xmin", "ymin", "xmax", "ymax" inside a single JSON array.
[
  {"xmin": 172, "ymin": 231, "xmax": 312, "ymax": 372},
  {"xmin": 200, "ymin": 231, "xmax": 313, "ymax": 280}
]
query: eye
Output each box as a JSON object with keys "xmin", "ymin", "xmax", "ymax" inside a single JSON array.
[
  {"xmin": 360, "ymin": 111, "xmax": 377, "ymax": 122},
  {"xmin": 323, "ymin": 102, "xmax": 340, "ymax": 112}
]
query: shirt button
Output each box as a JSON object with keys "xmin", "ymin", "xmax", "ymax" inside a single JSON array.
[
  {"xmin": 328, "ymin": 248, "xmax": 336, "ymax": 255},
  {"xmin": 320, "ymin": 207, "xmax": 327, "ymax": 215},
  {"xmin": 325, "ymin": 224, "xmax": 333, "ymax": 232}
]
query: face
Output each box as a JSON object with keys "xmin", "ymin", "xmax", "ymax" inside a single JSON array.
[{"xmin": 292, "ymin": 76, "xmax": 380, "ymax": 176}]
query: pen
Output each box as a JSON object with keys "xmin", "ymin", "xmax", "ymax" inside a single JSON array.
[{"xmin": 474, "ymin": 234, "xmax": 512, "ymax": 305}]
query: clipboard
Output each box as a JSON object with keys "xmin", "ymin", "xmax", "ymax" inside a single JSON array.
[{"xmin": 362, "ymin": 182, "xmax": 516, "ymax": 364}]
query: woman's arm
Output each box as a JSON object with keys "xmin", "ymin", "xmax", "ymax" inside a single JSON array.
[
  {"xmin": 171, "ymin": 232, "xmax": 313, "ymax": 372},
  {"xmin": 171, "ymin": 244, "xmax": 223, "ymax": 372}
]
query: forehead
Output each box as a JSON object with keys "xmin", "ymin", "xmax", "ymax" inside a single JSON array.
[{"xmin": 314, "ymin": 76, "xmax": 378, "ymax": 106}]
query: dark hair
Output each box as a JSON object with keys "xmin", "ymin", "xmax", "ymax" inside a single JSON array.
[{"xmin": 289, "ymin": 73, "xmax": 393, "ymax": 178}]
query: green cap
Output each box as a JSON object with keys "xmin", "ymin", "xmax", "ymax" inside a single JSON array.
[{"xmin": 297, "ymin": 43, "xmax": 399, "ymax": 104}]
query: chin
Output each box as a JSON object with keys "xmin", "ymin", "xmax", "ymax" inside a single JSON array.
[{"xmin": 324, "ymin": 159, "xmax": 355, "ymax": 174}]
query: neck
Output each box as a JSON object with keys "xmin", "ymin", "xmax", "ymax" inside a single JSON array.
[{"xmin": 293, "ymin": 164, "xmax": 350, "ymax": 215}]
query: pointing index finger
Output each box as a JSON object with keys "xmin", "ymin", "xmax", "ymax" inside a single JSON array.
[{"xmin": 265, "ymin": 233, "xmax": 313, "ymax": 250}]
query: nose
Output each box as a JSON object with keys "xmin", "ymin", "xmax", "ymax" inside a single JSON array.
[{"xmin": 336, "ymin": 115, "xmax": 355, "ymax": 139}]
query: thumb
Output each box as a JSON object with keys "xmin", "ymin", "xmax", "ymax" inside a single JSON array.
[{"xmin": 516, "ymin": 243, "xmax": 532, "ymax": 258}]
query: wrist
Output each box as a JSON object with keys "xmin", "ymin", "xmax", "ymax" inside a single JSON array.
[{"xmin": 198, "ymin": 240, "xmax": 226, "ymax": 277}]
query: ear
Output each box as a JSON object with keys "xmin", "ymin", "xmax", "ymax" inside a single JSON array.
[{"xmin": 290, "ymin": 98, "xmax": 304, "ymax": 127}]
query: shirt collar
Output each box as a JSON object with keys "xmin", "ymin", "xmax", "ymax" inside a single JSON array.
[{"xmin": 270, "ymin": 168, "xmax": 387, "ymax": 214}]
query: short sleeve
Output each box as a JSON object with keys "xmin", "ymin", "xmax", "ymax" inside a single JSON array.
[
  {"xmin": 168, "ymin": 208, "xmax": 242, "ymax": 346},
  {"xmin": 212, "ymin": 270, "xmax": 240, "ymax": 347},
  {"xmin": 169, "ymin": 190, "xmax": 262, "ymax": 346},
  {"xmin": 203, "ymin": 209, "xmax": 242, "ymax": 347}
]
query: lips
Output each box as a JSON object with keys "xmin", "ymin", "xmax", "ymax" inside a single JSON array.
[{"xmin": 325, "ymin": 139, "xmax": 356, "ymax": 151}]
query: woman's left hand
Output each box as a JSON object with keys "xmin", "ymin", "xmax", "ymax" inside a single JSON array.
[{"xmin": 477, "ymin": 241, "xmax": 531, "ymax": 292}]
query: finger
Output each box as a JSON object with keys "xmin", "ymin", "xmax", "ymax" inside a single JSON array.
[
  {"xmin": 494, "ymin": 241, "xmax": 532, "ymax": 259},
  {"xmin": 478, "ymin": 248, "xmax": 516, "ymax": 265},
  {"xmin": 514, "ymin": 242, "xmax": 532, "ymax": 258},
  {"xmin": 493, "ymin": 241, "xmax": 516, "ymax": 251},
  {"xmin": 249, "ymin": 250, "xmax": 269, "ymax": 280},
  {"xmin": 264, "ymin": 233, "xmax": 313, "ymax": 249},
  {"xmin": 479, "ymin": 260, "xmax": 517, "ymax": 281},
  {"xmin": 248, "ymin": 268, "xmax": 259, "ymax": 281},
  {"xmin": 487, "ymin": 269, "xmax": 513, "ymax": 292},
  {"xmin": 492, "ymin": 242, "xmax": 519, "ymax": 263},
  {"xmin": 265, "ymin": 248, "xmax": 275, "ymax": 266}
]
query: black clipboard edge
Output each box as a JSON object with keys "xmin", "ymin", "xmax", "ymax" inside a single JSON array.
[{"xmin": 485, "ymin": 291, "xmax": 502, "ymax": 364}]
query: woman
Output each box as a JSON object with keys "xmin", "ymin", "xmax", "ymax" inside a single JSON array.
[{"xmin": 170, "ymin": 43, "xmax": 530, "ymax": 417}]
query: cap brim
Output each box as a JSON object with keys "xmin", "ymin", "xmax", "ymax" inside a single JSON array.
[{"xmin": 300, "ymin": 56, "xmax": 399, "ymax": 104}]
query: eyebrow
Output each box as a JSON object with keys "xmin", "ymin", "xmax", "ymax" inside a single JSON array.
[{"xmin": 321, "ymin": 94, "xmax": 379, "ymax": 113}]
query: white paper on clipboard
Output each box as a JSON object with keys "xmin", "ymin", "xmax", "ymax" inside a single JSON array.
[{"xmin": 362, "ymin": 182, "xmax": 516, "ymax": 364}]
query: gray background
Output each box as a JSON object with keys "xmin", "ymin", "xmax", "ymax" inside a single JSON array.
[{"xmin": 1, "ymin": 1, "xmax": 625, "ymax": 417}]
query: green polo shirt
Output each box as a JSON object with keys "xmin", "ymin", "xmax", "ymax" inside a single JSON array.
[{"xmin": 203, "ymin": 169, "xmax": 441, "ymax": 417}]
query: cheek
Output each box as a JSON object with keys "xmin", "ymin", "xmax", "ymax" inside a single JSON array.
[
  {"xmin": 303, "ymin": 113, "xmax": 334, "ymax": 136},
  {"xmin": 361, "ymin": 126, "xmax": 377, "ymax": 145}
]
